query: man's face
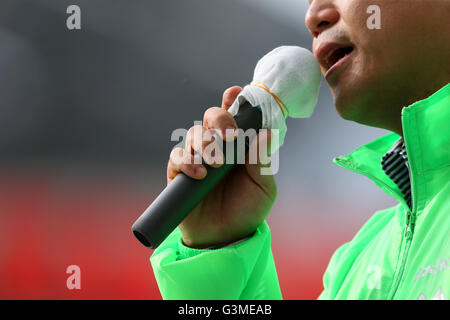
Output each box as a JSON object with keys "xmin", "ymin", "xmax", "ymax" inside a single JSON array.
[{"xmin": 306, "ymin": 0, "xmax": 450, "ymax": 133}]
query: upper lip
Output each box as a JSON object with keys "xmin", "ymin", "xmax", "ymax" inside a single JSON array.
[{"xmin": 314, "ymin": 41, "xmax": 355, "ymax": 71}]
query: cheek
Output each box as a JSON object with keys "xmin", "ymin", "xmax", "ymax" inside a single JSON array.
[
  {"xmin": 343, "ymin": 0, "xmax": 429, "ymax": 68},
  {"xmin": 340, "ymin": 1, "xmax": 406, "ymax": 80},
  {"xmin": 341, "ymin": 0, "xmax": 371, "ymax": 29},
  {"xmin": 339, "ymin": 1, "xmax": 382, "ymax": 68}
]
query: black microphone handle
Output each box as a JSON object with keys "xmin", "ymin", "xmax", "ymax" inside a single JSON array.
[{"xmin": 132, "ymin": 101, "xmax": 263, "ymax": 249}]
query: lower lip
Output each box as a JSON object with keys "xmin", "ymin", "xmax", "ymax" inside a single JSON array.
[{"xmin": 324, "ymin": 50, "xmax": 354, "ymax": 80}]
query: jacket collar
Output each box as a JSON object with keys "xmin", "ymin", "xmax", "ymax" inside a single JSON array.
[{"xmin": 334, "ymin": 83, "xmax": 450, "ymax": 213}]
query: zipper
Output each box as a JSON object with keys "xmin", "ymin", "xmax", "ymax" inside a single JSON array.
[
  {"xmin": 389, "ymin": 126, "xmax": 419, "ymax": 298},
  {"xmin": 388, "ymin": 207, "xmax": 416, "ymax": 298},
  {"xmin": 334, "ymin": 157, "xmax": 417, "ymax": 299}
]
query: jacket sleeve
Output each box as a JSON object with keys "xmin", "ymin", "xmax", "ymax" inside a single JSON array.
[{"xmin": 150, "ymin": 221, "xmax": 282, "ymax": 300}]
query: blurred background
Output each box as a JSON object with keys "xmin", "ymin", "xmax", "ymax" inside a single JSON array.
[{"xmin": 0, "ymin": 0, "xmax": 396, "ymax": 299}]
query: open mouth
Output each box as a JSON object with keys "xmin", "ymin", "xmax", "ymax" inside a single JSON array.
[
  {"xmin": 314, "ymin": 42, "xmax": 355, "ymax": 79},
  {"xmin": 323, "ymin": 46, "xmax": 354, "ymax": 70}
]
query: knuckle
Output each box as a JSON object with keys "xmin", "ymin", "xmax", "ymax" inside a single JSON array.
[
  {"xmin": 203, "ymin": 107, "xmax": 221, "ymax": 123},
  {"xmin": 170, "ymin": 148, "xmax": 185, "ymax": 167},
  {"xmin": 187, "ymin": 125, "xmax": 202, "ymax": 136},
  {"xmin": 223, "ymin": 86, "xmax": 239, "ymax": 101},
  {"xmin": 223, "ymin": 85, "xmax": 241, "ymax": 96},
  {"xmin": 202, "ymin": 141, "xmax": 224, "ymax": 167},
  {"xmin": 223, "ymin": 87, "xmax": 234, "ymax": 97},
  {"xmin": 222, "ymin": 86, "xmax": 242, "ymax": 106},
  {"xmin": 186, "ymin": 125, "xmax": 203, "ymax": 149},
  {"xmin": 170, "ymin": 147, "xmax": 183, "ymax": 158},
  {"xmin": 202, "ymin": 129, "xmax": 215, "ymax": 143},
  {"xmin": 181, "ymin": 151, "xmax": 194, "ymax": 165},
  {"xmin": 207, "ymin": 106, "xmax": 221, "ymax": 113},
  {"xmin": 210, "ymin": 110, "xmax": 233, "ymax": 128},
  {"xmin": 219, "ymin": 110, "xmax": 235, "ymax": 123}
]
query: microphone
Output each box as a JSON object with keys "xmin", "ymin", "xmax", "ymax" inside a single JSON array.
[{"xmin": 132, "ymin": 46, "xmax": 322, "ymax": 249}]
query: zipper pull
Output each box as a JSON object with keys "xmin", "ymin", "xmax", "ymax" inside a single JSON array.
[
  {"xmin": 405, "ymin": 226, "xmax": 412, "ymax": 240},
  {"xmin": 410, "ymin": 212, "xmax": 416, "ymax": 233},
  {"xmin": 405, "ymin": 211, "xmax": 415, "ymax": 240},
  {"xmin": 405, "ymin": 211, "xmax": 412, "ymax": 240}
]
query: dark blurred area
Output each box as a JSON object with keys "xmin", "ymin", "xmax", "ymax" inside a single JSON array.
[
  {"xmin": 0, "ymin": 0, "xmax": 395, "ymax": 299},
  {"xmin": 0, "ymin": 0, "xmax": 312, "ymax": 166}
]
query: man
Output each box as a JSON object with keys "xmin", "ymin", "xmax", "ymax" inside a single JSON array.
[{"xmin": 150, "ymin": 0, "xmax": 450, "ymax": 299}]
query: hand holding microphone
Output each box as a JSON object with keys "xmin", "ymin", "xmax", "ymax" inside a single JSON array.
[
  {"xmin": 132, "ymin": 46, "xmax": 321, "ymax": 249},
  {"xmin": 168, "ymin": 86, "xmax": 277, "ymax": 249}
]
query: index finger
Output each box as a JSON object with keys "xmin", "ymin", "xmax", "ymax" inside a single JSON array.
[{"xmin": 221, "ymin": 86, "xmax": 243, "ymax": 110}]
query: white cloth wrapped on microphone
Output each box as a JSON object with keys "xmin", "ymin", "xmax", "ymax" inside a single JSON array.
[{"xmin": 228, "ymin": 46, "xmax": 322, "ymax": 154}]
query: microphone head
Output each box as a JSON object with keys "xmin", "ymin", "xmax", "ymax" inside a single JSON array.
[
  {"xmin": 252, "ymin": 46, "xmax": 321, "ymax": 119},
  {"xmin": 228, "ymin": 46, "xmax": 321, "ymax": 153}
]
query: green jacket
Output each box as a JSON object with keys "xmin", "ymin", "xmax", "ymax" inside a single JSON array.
[{"xmin": 150, "ymin": 83, "xmax": 450, "ymax": 300}]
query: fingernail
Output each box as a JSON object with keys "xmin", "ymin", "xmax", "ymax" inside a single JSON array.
[{"xmin": 195, "ymin": 166, "xmax": 206, "ymax": 177}]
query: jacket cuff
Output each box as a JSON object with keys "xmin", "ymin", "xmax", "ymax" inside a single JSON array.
[{"xmin": 178, "ymin": 233, "xmax": 254, "ymax": 259}]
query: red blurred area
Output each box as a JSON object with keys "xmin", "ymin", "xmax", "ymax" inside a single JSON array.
[{"xmin": 0, "ymin": 168, "xmax": 352, "ymax": 300}]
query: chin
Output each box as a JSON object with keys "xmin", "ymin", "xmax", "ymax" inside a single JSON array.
[
  {"xmin": 332, "ymin": 84, "xmax": 375, "ymax": 126},
  {"xmin": 331, "ymin": 71, "xmax": 385, "ymax": 122},
  {"xmin": 331, "ymin": 85, "xmax": 357, "ymax": 120}
]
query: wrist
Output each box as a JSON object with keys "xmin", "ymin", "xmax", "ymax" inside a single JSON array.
[{"xmin": 181, "ymin": 231, "xmax": 255, "ymax": 250}]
